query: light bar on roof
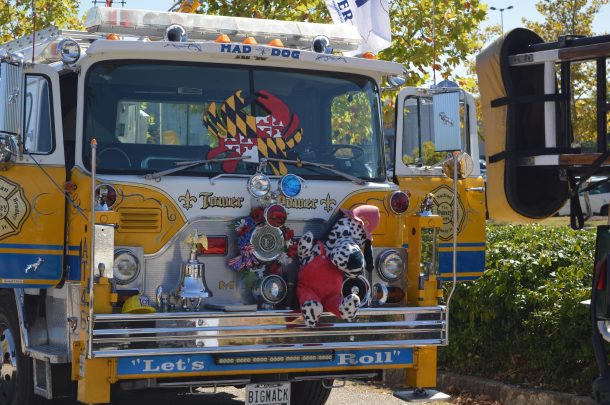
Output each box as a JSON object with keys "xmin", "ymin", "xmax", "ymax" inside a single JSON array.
[{"xmin": 85, "ymin": 7, "xmax": 362, "ymax": 52}]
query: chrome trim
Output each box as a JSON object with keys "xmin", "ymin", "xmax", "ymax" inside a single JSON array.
[
  {"xmin": 598, "ymin": 321, "xmax": 610, "ymax": 343},
  {"xmin": 292, "ymin": 373, "xmax": 377, "ymax": 382},
  {"xmin": 90, "ymin": 306, "xmax": 446, "ymax": 358},
  {"xmin": 94, "ymin": 307, "xmax": 443, "ymax": 321},
  {"xmin": 88, "ymin": 140, "xmax": 97, "ymax": 359},
  {"xmin": 13, "ymin": 288, "xmax": 29, "ymax": 354}
]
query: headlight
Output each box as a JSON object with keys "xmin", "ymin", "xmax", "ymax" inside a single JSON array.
[
  {"xmin": 376, "ymin": 250, "xmax": 404, "ymax": 281},
  {"xmin": 57, "ymin": 39, "xmax": 81, "ymax": 64},
  {"xmin": 113, "ymin": 249, "xmax": 140, "ymax": 285}
]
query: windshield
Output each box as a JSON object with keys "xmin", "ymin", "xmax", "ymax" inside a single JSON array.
[
  {"xmin": 83, "ymin": 61, "xmax": 385, "ymax": 180},
  {"xmin": 401, "ymin": 94, "xmax": 470, "ymax": 166}
]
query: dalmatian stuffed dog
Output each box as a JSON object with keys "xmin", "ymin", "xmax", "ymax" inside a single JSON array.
[{"xmin": 297, "ymin": 205, "xmax": 380, "ymax": 327}]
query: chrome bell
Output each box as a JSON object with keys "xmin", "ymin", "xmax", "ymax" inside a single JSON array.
[{"xmin": 177, "ymin": 231, "xmax": 212, "ymax": 311}]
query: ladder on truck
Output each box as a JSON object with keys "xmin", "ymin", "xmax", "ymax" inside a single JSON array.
[{"xmin": 508, "ymin": 34, "xmax": 610, "ymax": 173}]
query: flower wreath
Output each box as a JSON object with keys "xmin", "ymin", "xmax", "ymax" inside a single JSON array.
[{"xmin": 228, "ymin": 207, "xmax": 297, "ymax": 274}]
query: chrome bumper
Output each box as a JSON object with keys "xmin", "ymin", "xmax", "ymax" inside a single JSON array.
[{"xmin": 91, "ymin": 306, "xmax": 446, "ymax": 358}]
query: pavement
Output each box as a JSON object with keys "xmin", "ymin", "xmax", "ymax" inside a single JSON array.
[{"xmin": 51, "ymin": 381, "xmax": 452, "ymax": 404}]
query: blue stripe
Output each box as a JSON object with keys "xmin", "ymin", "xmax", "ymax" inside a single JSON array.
[
  {"xmin": 438, "ymin": 250, "xmax": 485, "ymax": 281},
  {"xmin": 117, "ymin": 349, "xmax": 413, "ymax": 376},
  {"xmin": 68, "ymin": 245, "xmax": 80, "ymax": 252},
  {"xmin": 67, "ymin": 255, "xmax": 81, "ymax": 281},
  {"xmin": 439, "ymin": 242, "xmax": 486, "ymax": 248},
  {"xmin": 404, "ymin": 242, "xmax": 486, "ymax": 249},
  {"xmin": 0, "ymin": 253, "xmax": 63, "ymax": 286},
  {"xmin": 441, "ymin": 276, "xmax": 481, "ymax": 282},
  {"xmin": 0, "ymin": 243, "xmax": 64, "ymax": 251}
]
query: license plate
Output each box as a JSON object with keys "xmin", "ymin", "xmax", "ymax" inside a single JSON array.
[{"xmin": 245, "ymin": 382, "xmax": 291, "ymax": 405}]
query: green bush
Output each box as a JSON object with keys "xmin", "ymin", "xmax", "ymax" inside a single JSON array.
[{"xmin": 440, "ymin": 224, "xmax": 597, "ymax": 394}]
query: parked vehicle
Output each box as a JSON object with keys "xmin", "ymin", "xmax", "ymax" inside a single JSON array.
[{"xmin": 556, "ymin": 177, "xmax": 610, "ymax": 216}]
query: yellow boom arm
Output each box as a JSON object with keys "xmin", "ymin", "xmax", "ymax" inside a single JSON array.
[{"xmin": 177, "ymin": 0, "xmax": 201, "ymax": 13}]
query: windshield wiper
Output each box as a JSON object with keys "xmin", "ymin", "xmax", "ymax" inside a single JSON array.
[
  {"xmin": 142, "ymin": 156, "xmax": 251, "ymax": 181},
  {"xmin": 263, "ymin": 157, "xmax": 366, "ymax": 185}
]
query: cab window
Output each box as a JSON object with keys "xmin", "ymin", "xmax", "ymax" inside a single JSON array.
[{"xmin": 24, "ymin": 75, "xmax": 54, "ymax": 154}]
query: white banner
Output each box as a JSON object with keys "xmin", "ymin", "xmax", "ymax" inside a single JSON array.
[{"xmin": 324, "ymin": 0, "xmax": 392, "ymax": 55}]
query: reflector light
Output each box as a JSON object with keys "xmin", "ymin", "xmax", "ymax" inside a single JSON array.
[
  {"xmin": 198, "ymin": 236, "xmax": 227, "ymax": 255},
  {"xmin": 106, "ymin": 33, "xmax": 120, "ymax": 40},
  {"xmin": 362, "ymin": 52, "xmax": 377, "ymax": 59},
  {"xmin": 389, "ymin": 191, "xmax": 410, "ymax": 214},
  {"xmin": 243, "ymin": 36, "xmax": 258, "ymax": 44},
  {"xmin": 386, "ymin": 286, "xmax": 406, "ymax": 303},
  {"xmin": 215, "ymin": 34, "xmax": 231, "ymax": 43},
  {"xmin": 279, "ymin": 174, "xmax": 303, "ymax": 197},
  {"xmin": 373, "ymin": 284, "xmax": 405, "ymax": 305},
  {"xmin": 267, "ymin": 38, "xmax": 284, "ymax": 47},
  {"xmin": 265, "ymin": 204, "xmax": 287, "ymax": 228}
]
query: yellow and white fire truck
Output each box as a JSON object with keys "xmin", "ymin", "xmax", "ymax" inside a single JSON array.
[{"xmin": 0, "ymin": 5, "xmax": 485, "ymax": 404}]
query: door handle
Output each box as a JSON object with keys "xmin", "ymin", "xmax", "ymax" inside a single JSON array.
[{"xmin": 465, "ymin": 187, "xmax": 485, "ymax": 192}]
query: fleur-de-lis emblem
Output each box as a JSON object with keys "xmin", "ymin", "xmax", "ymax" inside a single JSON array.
[
  {"xmin": 320, "ymin": 193, "xmax": 336, "ymax": 213},
  {"xmin": 178, "ymin": 189, "xmax": 197, "ymax": 211}
]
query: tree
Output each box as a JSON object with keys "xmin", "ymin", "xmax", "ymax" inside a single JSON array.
[
  {"xmin": 0, "ymin": 1, "xmax": 82, "ymax": 44},
  {"xmin": 190, "ymin": 0, "xmax": 488, "ymax": 87},
  {"xmin": 383, "ymin": 0, "xmax": 487, "ymax": 86},
  {"xmin": 523, "ymin": 0, "xmax": 610, "ymax": 144}
]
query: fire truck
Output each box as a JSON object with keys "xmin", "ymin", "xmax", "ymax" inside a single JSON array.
[{"xmin": 0, "ymin": 5, "xmax": 484, "ymax": 404}]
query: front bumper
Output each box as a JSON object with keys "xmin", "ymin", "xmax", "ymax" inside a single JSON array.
[{"xmin": 92, "ymin": 306, "xmax": 446, "ymax": 359}]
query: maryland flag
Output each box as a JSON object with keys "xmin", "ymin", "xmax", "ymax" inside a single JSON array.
[{"xmin": 205, "ymin": 90, "xmax": 303, "ymax": 175}]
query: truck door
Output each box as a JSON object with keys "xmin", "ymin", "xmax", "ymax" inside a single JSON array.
[
  {"xmin": 0, "ymin": 62, "xmax": 66, "ymax": 288},
  {"xmin": 393, "ymin": 87, "xmax": 485, "ymax": 281}
]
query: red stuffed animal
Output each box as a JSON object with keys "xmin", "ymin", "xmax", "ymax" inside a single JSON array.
[{"xmin": 297, "ymin": 205, "xmax": 380, "ymax": 327}]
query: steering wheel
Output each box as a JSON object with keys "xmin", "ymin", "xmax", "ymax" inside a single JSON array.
[
  {"xmin": 97, "ymin": 147, "xmax": 132, "ymax": 168},
  {"xmin": 329, "ymin": 144, "xmax": 365, "ymax": 160}
]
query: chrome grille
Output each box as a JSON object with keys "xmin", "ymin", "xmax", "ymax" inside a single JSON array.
[{"xmin": 118, "ymin": 207, "xmax": 162, "ymax": 232}]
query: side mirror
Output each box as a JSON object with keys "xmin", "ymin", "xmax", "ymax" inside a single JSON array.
[
  {"xmin": 432, "ymin": 91, "xmax": 461, "ymax": 152},
  {"xmin": 0, "ymin": 133, "xmax": 17, "ymax": 170}
]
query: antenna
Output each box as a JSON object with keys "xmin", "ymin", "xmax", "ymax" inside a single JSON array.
[
  {"xmin": 31, "ymin": 0, "xmax": 36, "ymax": 63},
  {"xmin": 432, "ymin": 0, "xmax": 437, "ymax": 86}
]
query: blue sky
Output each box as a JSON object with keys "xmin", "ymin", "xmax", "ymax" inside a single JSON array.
[{"xmin": 79, "ymin": 1, "xmax": 610, "ymax": 34}]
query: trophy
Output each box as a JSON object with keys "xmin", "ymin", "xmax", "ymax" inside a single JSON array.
[{"xmin": 177, "ymin": 230, "xmax": 212, "ymax": 311}]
